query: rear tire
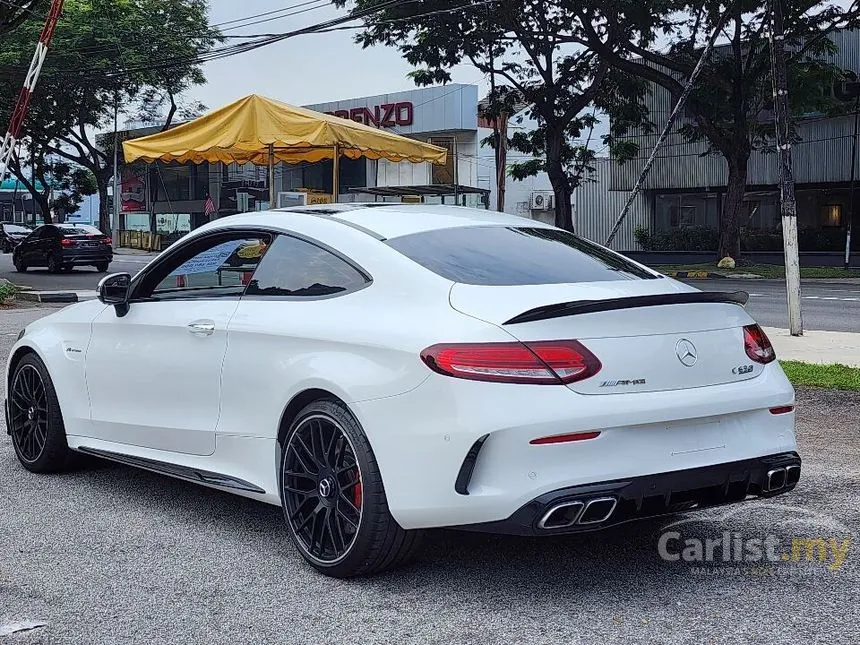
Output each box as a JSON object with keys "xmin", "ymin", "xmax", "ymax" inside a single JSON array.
[
  {"xmin": 47, "ymin": 254, "xmax": 61, "ymax": 273},
  {"xmin": 14, "ymin": 260, "xmax": 27, "ymax": 272},
  {"xmin": 95, "ymin": 262, "xmax": 108, "ymax": 273},
  {"xmin": 280, "ymin": 399, "xmax": 423, "ymax": 577},
  {"xmin": 7, "ymin": 354, "xmax": 74, "ymax": 473},
  {"xmin": 61, "ymin": 264, "xmax": 73, "ymax": 273}
]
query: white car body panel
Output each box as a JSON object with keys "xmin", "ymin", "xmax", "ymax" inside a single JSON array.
[{"xmin": 5, "ymin": 204, "xmax": 798, "ymax": 534}]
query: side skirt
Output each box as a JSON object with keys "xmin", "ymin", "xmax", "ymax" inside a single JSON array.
[{"xmin": 76, "ymin": 446, "xmax": 267, "ymax": 494}]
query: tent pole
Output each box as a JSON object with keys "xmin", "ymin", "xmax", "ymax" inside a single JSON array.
[
  {"xmin": 268, "ymin": 143, "xmax": 275, "ymax": 208},
  {"xmin": 332, "ymin": 145, "xmax": 340, "ymax": 203}
]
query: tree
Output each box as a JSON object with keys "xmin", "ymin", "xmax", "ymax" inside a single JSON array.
[
  {"xmin": 0, "ymin": 0, "xmax": 220, "ymax": 232},
  {"xmin": 7, "ymin": 148, "xmax": 97, "ymax": 224},
  {"xmin": 0, "ymin": 0, "xmax": 44, "ymax": 39},
  {"xmin": 579, "ymin": 0, "xmax": 860, "ymax": 258},
  {"xmin": 337, "ymin": 0, "xmax": 648, "ymax": 231}
]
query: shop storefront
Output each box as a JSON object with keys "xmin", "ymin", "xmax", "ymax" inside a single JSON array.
[{"xmin": 116, "ymin": 84, "xmax": 486, "ymax": 248}]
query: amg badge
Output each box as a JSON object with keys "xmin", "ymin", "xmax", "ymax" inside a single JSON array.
[{"xmin": 599, "ymin": 378, "xmax": 646, "ymax": 388}]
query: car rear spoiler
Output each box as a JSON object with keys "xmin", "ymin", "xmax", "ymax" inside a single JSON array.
[{"xmin": 504, "ymin": 291, "xmax": 750, "ymax": 325}]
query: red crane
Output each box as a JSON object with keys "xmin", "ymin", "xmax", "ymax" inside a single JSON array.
[{"xmin": 0, "ymin": 0, "xmax": 66, "ymax": 182}]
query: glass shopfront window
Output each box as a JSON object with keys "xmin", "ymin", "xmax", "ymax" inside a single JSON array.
[{"xmin": 150, "ymin": 162, "xmax": 210, "ymax": 202}]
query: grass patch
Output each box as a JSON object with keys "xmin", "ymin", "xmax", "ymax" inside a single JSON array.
[
  {"xmin": 653, "ymin": 263, "xmax": 860, "ymax": 279},
  {"xmin": 780, "ymin": 360, "xmax": 860, "ymax": 391},
  {"xmin": 0, "ymin": 280, "xmax": 20, "ymax": 304}
]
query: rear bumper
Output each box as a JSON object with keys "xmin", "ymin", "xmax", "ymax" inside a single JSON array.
[
  {"xmin": 352, "ymin": 363, "xmax": 797, "ymax": 530},
  {"xmin": 449, "ymin": 452, "xmax": 801, "ymax": 536},
  {"xmin": 61, "ymin": 249, "xmax": 112, "ymax": 265}
]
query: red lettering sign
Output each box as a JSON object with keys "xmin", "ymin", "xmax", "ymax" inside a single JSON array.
[{"xmin": 326, "ymin": 102, "xmax": 414, "ymax": 128}]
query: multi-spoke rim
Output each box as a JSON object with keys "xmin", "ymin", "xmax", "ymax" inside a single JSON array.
[
  {"xmin": 9, "ymin": 364, "xmax": 49, "ymax": 463},
  {"xmin": 282, "ymin": 414, "xmax": 362, "ymax": 564}
]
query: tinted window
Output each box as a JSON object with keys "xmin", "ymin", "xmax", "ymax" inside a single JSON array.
[
  {"xmin": 385, "ymin": 226, "xmax": 657, "ymax": 285},
  {"xmin": 141, "ymin": 234, "xmax": 271, "ymax": 300},
  {"xmin": 58, "ymin": 224, "xmax": 101, "ymax": 235},
  {"xmin": 245, "ymin": 234, "xmax": 369, "ymax": 298}
]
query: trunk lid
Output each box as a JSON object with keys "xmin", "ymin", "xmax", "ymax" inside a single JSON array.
[{"xmin": 449, "ymin": 280, "xmax": 763, "ymax": 394}]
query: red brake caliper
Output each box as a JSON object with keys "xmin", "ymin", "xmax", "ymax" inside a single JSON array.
[{"xmin": 352, "ymin": 468, "xmax": 363, "ymax": 509}]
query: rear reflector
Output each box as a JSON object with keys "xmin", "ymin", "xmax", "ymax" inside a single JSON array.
[
  {"xmin": 530, "ymin": 431, "xmax": 601, "ymax": 445},
  {"xmin": 420, "ymin": 340, "xmax": 601, "ymax": 385},
  {"xmin": 743, "ymin": 324, "xmax": 776, "ymax": 364},
  {"xmin": 769, "ymin": 405, "xmax": 795, "ymax": 415}
]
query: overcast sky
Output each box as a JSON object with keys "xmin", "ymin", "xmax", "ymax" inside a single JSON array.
[{"xmin": 193, "ymin": 0, "xmax": 488, "ymax": 109}]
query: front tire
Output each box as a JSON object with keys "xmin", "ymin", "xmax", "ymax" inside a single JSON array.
[
  {"xmin": 7, "ymin": 354, "xmax": 73, "ymax": 473},
  {"xmin": 280, "ymin": 399, "xmax": 423, "ymax": 577},
  {"xmin": 47, "ymin": 254, "xmax": 61, "ymax": 273},
  {"xmin": 95, "ymin": 262, "xmax": 108, "ymax": 273}
]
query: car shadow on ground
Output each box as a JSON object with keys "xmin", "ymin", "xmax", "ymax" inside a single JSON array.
[{"xmin": 65, "ymin": 456, "xmax": 690, "ymax": 595}]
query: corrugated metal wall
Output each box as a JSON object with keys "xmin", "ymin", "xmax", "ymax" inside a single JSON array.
[
  {"xmin": 610, "ymin": 30, "xmax": 860, "ymax": 191},
  {"xmin": 575, "ymin": 158, "xmax": 649, "ymax": 251}
]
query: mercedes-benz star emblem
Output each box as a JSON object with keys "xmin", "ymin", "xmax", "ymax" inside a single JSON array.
[
  {"xmin": 318, "ymin": 478, "xmax": 333, "ymax": 499},
  {"xmin": 675, "ymin": 339, "xmax": 698, "ymax": 367}
]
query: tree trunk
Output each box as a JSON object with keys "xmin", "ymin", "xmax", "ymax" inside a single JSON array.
[
  {"xmin": 719, "ymin": 157, "xmax": 747, "ymax": 259},
  {"xmin": 97, "ymin": 179, "xmax": 111, "ymax": 234},
  {"xmin": 545, "ymin": 128, "xmax": 574, "ymax": 231}
]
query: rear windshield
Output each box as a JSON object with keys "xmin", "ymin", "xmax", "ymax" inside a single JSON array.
[
  {"xmin": 3, "ymin": 224, "xmax": 30, "ymax": 233},
  {"xmin": 57, "ymin": 225, "xmax": 101, "ymax": 236},
  {"xmin": 385, "ymin": 226, "xmax": 657, "ymax": 285}
]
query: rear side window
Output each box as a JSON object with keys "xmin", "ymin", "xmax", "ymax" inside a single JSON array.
[
  {"xmin": 385, "ymin": 226, "xmax": 657, "ymax": 285},
  {"xmin": 245, "ymin": 234, "xmax": 369, "ymax": 298}
]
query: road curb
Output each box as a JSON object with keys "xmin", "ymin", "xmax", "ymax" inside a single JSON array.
[
  {"xmin": 16, "ymin": 290, "xmax": 79, "ymax": 303},
  {"xmin": 663, "ymin": 270, "xmax": 727, "ymax": 279}
]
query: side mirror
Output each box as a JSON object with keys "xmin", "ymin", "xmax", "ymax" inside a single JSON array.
[{"xmin": 97, "ymin": 272, "xmax": 131, "ymax": 315}]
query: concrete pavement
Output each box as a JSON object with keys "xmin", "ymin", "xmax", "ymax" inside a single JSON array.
[{"xmin": 764, "ymin": 327, "xmax": 860, "ymax": 368}]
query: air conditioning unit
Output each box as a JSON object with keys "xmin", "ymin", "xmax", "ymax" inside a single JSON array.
[
  {"xmin": 277, "ymin": 191, "xmax": 308, "ymax": 209},
  {"xmin": 531, "ymin": 191, "xmax": 554, "ymax": 211}
]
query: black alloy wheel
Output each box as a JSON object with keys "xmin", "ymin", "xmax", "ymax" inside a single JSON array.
[
  {"xmin": 8, "ymin": 354, "xmax": 73, "ymax": 472},
  {"xmin": 47, "ymin": 253, "xmax": 61, "ymax": 273},
  {"xmin": 9, "ymin": 363, "xmax": 50, "ymax": 463},
  {"xmin": 282, "ymin": 413, "xmax": 363, "ymax": 564}
]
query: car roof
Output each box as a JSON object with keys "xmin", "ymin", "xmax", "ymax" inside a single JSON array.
[{"xmin": 271, "ymin": 203, "xmax": 555, "ymax": 240}]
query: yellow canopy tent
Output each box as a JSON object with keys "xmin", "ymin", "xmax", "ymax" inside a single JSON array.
[{"xmin": 122, "ymin": 94, "xmax": 448, "ymax": 205}]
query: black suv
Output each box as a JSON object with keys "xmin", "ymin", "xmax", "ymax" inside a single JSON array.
[
  {"xmin": 13, "ymin": 224, "xmax": 113, "ymax": 273},
  {"xmin": 1, "ymin": 222, "xmax": 32, "ymax": 253}
]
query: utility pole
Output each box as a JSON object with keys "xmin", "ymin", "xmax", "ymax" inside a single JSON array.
[
  {"xmin": 846, "ymin": 90, "xmax": 859, "ymax": 270},
  {"xmin": 768, "ymin": 0, "xmax": 803, "ymax": 336},
  {"xmin": 112, "ymin": 98, "xmax": 120, "ymax": 241}
]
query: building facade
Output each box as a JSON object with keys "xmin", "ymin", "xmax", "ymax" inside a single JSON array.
[{"xmin": 597, "ymin": 29, "xmax": 860, "ymax": 253}]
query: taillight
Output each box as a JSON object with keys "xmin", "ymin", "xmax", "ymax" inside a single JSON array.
[
  {"xmin": 103, "ymin": 237, "xmax": 112, "ymax": 244},
  {"xmin": 769, "ymin": 405, "xmax": 795, "ymax": 415},
  {"xmin": 420, "ymin": 340, "xmax": 601, "ymax": 385},
  {"xmin": 530, "ymin": 431, "xmax": 601, "ymax": 445},
  {"xmin": 61, "ymin": 238, "xmax": 74, "ymax": 246},
  {"xmin": 743, "ymin": 324, "xmax": 775, "ymax": 364}
]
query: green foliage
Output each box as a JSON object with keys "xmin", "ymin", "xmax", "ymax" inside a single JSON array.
[
  {"xmin": 0, "ymin": 280, "xmax": 20, "ymax": 301},
  {"xmin": 0, "ymin": 0, "xmax": 44, "ymax": 39},
  {"xmin": 334, "ymin": 0, "xmax": 651, "ymax": 228},
  {"xmin": 635, "ymin": 226, "xmax": 719, "ymax": 251},
  {"xmin": 0, "ymin": 0, "xmax": 220, "ymax": 231}
]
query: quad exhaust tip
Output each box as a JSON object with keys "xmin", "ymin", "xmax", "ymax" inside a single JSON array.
[
  {"xmin": 538, "ymin": 497, "xmax": 617, "ymax": 530},
  {"xmin": 766, "ymin": 464, "xmax": 800, "ymax": 492}
]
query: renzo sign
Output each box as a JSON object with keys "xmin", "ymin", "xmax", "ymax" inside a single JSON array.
[{"xmin": 326, "ymin": 102, "xmax": 414, "ymax": 129}]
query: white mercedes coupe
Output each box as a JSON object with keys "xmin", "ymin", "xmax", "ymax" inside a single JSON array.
[{"xmin": 5, "ymin": 204, "xmax": 801, "ymax": 577}]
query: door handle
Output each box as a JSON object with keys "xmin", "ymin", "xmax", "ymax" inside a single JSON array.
[{"xmin": 187, "ymin": 320, "xmax": 216, "ymax": 336}]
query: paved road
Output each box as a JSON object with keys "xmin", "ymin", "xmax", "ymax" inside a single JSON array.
[
  {"xmin": 691, "ymin": 279, "xmax": 860, "ymax": 333},
  {"xmin": 0, "ymin": 307, "xmax": 858, "ymax": 644},
  {"xmin": 0, "ymin": 252, "xmax": 154, "ymax": 291}
]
